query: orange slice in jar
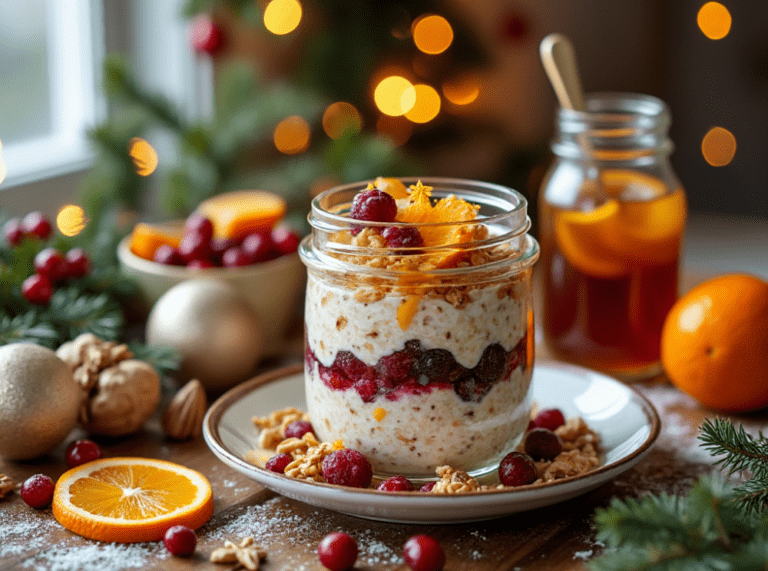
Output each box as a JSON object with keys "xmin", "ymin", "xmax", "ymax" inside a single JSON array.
[
  {"xmin": 375, "ymin": 176, "xmax": 410, "ymax": 200},
  {"xmin": 52, "ymin": 457, "xmax": 213, "ymax": 543}
]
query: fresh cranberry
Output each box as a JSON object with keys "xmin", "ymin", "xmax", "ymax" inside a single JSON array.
[
  {"xmin": 271, "ymin": 227, "xmax": 300, "ymax": 256},
  {"xmin": 403, "ymin": 534, "xmax": 445, "ymax": 571},
  {"xmin": 21, "ymin": 274, "xmax": 53, "ymax": 305},
  {"xmin": 163, "ymin": 525, "xmax": 197, "ymax": 556},
  {"xmin": 498, "ymin": 451, "xmax": 537, "ymax": 487},
  {"xmin": 21, "ymin": 212, "xmax": 52, "ymax": 240},
  {"xmin": 349, "ymin": 189, "xmax": 397, "ymax": 224},
  {"xmin": 317, "ymin": 531, "xmax": 358, "ymax": 571},
  {"xmin": 190, "ymin": 14, "xmax": 223, "ymax": 56},
  {"xmin": 3, "ymin": 218, "xmax": 23, "ymax": 245},
  {"xmin": 20, "ymin": 474, "xmax": 55, "ymax": 508},
  {"xmin": 322, "ymin": 449, "xmax": 373, "ymax": 488},
  {"xmin": 377, "ymin": 475, "xmax": 413, "ymax": 492},
  {"xmin": 34, "ymin": 248, "xmax": 67, "ymax": 282},
  {"xmin": 210, "ymin": 237, "xmax": 238, "ymax": 259},
  {"xmin": 523, "ymin": 428, "xmax": 563, "ymax": 460},
  {"xmin": 419, "ymin": 481, "xmax": 436, "ymax": 493},
  {"xmin": 335, "ymin": 351, "xmax": 371, "ymax": 381},
  {"xmin": 221, "ymin": 247, "xmax": 250, "ymax": 267},
  {"xmin": 382, "ymin": 226, "xmax": 424, "ymax": 248},
  {"xmin": 187, "ymin": 258, "xmax": 216, "ymax": 269},
  {"xmin": 64, "ymin": 248, "xmax": 91, "ymax": 278},
  {"xmin": 65, "ymin": 439, "xmax": 103, "ymax": 468},
  {"xmin": 265, "ymin": 453, "xmax": 293, "ymax": 474},
  {"xmin": 284, "ymin": 420, "xmax": 314, "ymax": 439},
  {"xmin": 353, "ymin": 377, "xmax": 378, "ymax": 403},
  {"xmin": 184, "ymin": 214, "xmax": 214, "ymax": 243},
  {"xmin": 533, "ymin": 408, "xmax": 566, "ymax": 431},
  {"xmin": 153, "ymin": 244, "xmax": 184, "ymax": 266},
  {"xmin": 241, "ymin": 232, "xmax": 274, "ymax": 263},
  {"xmin": 377, "ymin": 350, "xmax": 414, "ymax": 382},
  {"xmin": 178, "ymin": 232, "xmax": 212, "ymax": 262}
]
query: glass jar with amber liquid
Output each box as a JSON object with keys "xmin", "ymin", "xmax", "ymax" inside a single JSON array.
[{"xmin": 539, "ymin": 93, "xmax": 686, "ymax": 379}]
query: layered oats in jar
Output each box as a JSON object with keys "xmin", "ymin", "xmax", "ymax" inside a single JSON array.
[{"xmin": 299, "ymin": 177, "xmax": 539, "ymax": 479}]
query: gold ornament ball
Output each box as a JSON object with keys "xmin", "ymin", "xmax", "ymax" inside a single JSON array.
[
  {"xmin": 0, "ymin": 343, "xmax": 83, "ymax": 459},
  {"xmin": 146, "ymin": 279, "xmax": 263, "ymax": 391}
]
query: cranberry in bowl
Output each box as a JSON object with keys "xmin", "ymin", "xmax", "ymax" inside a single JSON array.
[{"xmin": 299, "ymin": 177, "xmax": 539, "ymax": 480}]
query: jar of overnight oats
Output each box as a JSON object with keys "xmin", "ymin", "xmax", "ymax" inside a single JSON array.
[{"xmin": 299, "ymin": 177, "xmax": 539, "ymax": 480}]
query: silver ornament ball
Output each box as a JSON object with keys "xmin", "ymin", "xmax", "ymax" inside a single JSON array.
[
  {"xmin": 146, "ymin": 278, "xmax": 263, "ymax": 391},
  {"xmin": 0, "ymin": 343, "xmax": 83, "ymax": 460}
]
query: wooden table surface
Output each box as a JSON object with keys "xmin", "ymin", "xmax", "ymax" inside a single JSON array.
[{"xmin": 1, "ymin": 272, "xmax": 766, "ymax": 571}]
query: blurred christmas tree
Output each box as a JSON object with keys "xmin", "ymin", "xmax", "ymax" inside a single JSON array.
[{"xmin": 77, "ymin": 0, "xmax": 489, "ymax": 237}]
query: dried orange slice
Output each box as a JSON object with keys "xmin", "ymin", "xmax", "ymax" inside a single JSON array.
[
  {"xmin": 375, "ymin": 176, "xmax": 410, "ymax": 200},
  {"xmin": 53, "ymin": 457, "xmax": 214, "ymax": 543},
  {"xmin": 197, "ymin": 190, "xmax": 286, "ymax": 240},
  {"xmin": 129, "ymin": 222, "xmax": 182, "ymax": 261}
]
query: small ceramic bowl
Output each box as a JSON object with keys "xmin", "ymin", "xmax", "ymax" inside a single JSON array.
[{"xmin": 117, "ymin": 236, "xmax": 305, "ymax": 356}]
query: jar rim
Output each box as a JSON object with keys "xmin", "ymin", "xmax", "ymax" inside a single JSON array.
[{"xmin": 557, "ymin": 92, "xmax": 670, "ymax": 124}]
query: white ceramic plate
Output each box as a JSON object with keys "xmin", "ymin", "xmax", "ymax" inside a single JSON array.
[{"xmin": 204, "ymin": 362, "xmax": 659, "ymax": 523}]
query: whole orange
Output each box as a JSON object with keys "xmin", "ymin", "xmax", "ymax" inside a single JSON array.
[{"xmin": 661, "ymin": 273, "xmax": 768, "ymax": 412}]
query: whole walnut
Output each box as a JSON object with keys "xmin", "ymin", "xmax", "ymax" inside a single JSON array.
[{"xmin": 82, "ymin": 360, "xmax": 160, "ymax": 437}]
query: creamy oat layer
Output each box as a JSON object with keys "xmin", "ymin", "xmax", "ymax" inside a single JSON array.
[
  {"xmin": 305, "ymin": 275, "xmax": 527, "ymax": 369},
  {"xmin": 306, "ymin": 363, "xmax": 531, "ymax": 477}
]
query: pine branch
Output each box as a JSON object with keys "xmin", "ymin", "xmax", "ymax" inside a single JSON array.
[
  {"xmin": 0, "ymin": 312, "xmax": 61, "ymax": 348},
  {"xmin": 44, "ymin": 288, "xmax": 124, "ymax": 343}
]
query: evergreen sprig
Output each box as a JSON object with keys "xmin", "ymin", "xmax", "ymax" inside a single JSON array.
[{"xmin": 589, "ymin": 421, "xmax": 768, "ymax": 570}]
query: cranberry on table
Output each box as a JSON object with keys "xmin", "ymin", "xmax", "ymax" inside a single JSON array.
[
  {"xmin": 178, "ymin": 232, "xmax": 212, "ymax": 263},
  {"xmin": 65, "ymin": 439, "xmax": 103, "ymax": 468},
  {"xmin": 241, "ymin": 232, "xmax": 274, "ymax": 263},
  {"xmin": 498, "ymin": 451, "xmax": 537, "ymax": 487},
  {"xmin": 3, "ymin": 218, "xmax": 23, "ymax": 245},
  {"xmin": 317, "ymin": 531, "xmax": 358, "ymax": 571},
  {"xmin": 265, "ymin": 453, "xmax": 293, "ymax": 474},
  {"xmin": 284, "ymin": 420, "xmax": 314, "ymax": 439},
  {"xmin": 532, "ymin": 408, "xmax": 566, "ymax": 431},
  {"xmin": 163, "ymin": 525, "xmax": 197, "ymax": 556},
  {"xmin": 523, "ymin": 428, "xmax": 563, "ymax": 460},
  {"xmin": 349, "ymin": 189, "xmax": 397, "ymax": 223},
  {"xmin": 21, "ymin": 274, "xmax": 53, "ymax": 305},
  {"xmin": 64, "ymin": 248, "xmax": 91, "ymax": 278},
  {"xmin": 419, "ymin": 481, "xmax": 436, "ymax": 493},
  {"xmin": 377, "ymin": 475, "xmax": 413, "ymax": 492},
  {"xmin": 184, "ymin": 214, "xmax": 214, "ymax": 243},
  {"xmin": 21, "ymin": 211, "xmax": 52, "ymax": 240},
  {"xmin": 20, "ymin": 474, "xmax": 55, "ymax": 508},
  {"xmin": 34, "ymin": 248, "xmax": 67, "ymax": 282},
  {"xmin": 322, "ymin": 449, "xmax": 373, "ymax": 488},
  {"xmin": 403, "ymin": 534, "xmax": 446, "ymax": 571},
  {"xmin": 270, "ymin": 227, "xmax": 300, "ymax": 256},
  {"xmin": 221, "ymin": 246, "xmax": 250, "ymax": 267},
  {"xmin": 153, "ymin": 244, "xmax": 184, "ymax": 266}
]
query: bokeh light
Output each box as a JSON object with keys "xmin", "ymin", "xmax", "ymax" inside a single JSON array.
[
  {"xmin": 697, "ymin": 2, "xmax": 731, "ymax": 40},
  {"xmin": 702, "ymin": 127, "xmax": 736, "ymax": 166},
  {"xmin": 322, "ymin": 102, "xmax": 363, "ymax": 139},
  {"xmin": 56, "ymin": 205, "xmax": 88, "ymax": 237},
  {"xmin": 376, "ymin": 115, "xmax": 413, "ymax": 147},
  {"xmin": 442, "ymin": 73, "xmax": 481, "ymax": 105},
  {"xmin": 412, "ymin": 15, "xmax": 453, "ymax": 54},
  {"xmin": 264, "ymin": 0, "xmax": 302, "ymax": 35},
  {"xmin": 404, "ymin": 84, "xmax": 441, "ymax": 123},
  {"xmin": 128, "ymin": 137, "xmax": 158, "ymax": 176},
  {"xmin": 274, "ymin": 115, "xmax": 311, "ymax": 154},
  {"xmin": 374, "ymin": 76, "xmax": 416, "ymax": 117}
]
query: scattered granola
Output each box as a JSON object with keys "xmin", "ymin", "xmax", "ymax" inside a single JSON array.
[
  {"xmin": 210, "ymin": 537, "xmax": 267, "ymax": 570},
  {"xmin": 532, "ymin": 417, "xmax": 601, "ymax": 483},
  {"xmin": 0, "ymin": 474, "xmax": 13, "ymax": 498},
  {"xmin": 251, "ymin": 407, "xmax": 310, "ymax": 450},
  {"xmin": 283, "ymin": 441, "xmax": 339, "ymax": 483},
  {"xmin": 431, "ymin": 465, "xmax": 482, "ymax": 493}
]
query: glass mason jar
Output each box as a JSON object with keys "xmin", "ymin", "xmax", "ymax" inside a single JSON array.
[
  {"xmin": 539, "ymin": 93, "xmax": 687, "ymax": 380},
  {"xmin": 299, "ymin": 178, "xmax": 539, "ymax": 480}
]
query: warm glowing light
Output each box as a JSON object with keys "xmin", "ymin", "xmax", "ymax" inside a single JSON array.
[
  {"xmin": 57, "ymin": 205, "xmax": 88, "ymax": 237},
  {"xmin": 697, "ymin": 2, "xmax": 731, "ymax": 40},
  {"xmin": 702, "ymin": 126, "xmax": 736, "ymax": 166},
  {"xmin": 376, "ymin": 115, "xmax": 413, "ymax": 147},
  {"xmin": 322, "ymin": 102, "xmax": 363, "ymax": 139},
  {"xmin": 264, "ymin": 0, "xmax": 302, "ymax": 35},
  {"xmin": 404, "ymin": 84, "xmax": 441, "ymax": 123},
  {"xmin": 0, "ymin": 139, "xmax": 6, "ymax": 187},
  {"xmin": 412, "ymin": 15, "xmax": 453, "ymax": 54},
  {"xmin": 128, "ymin": 138, "xmax": 158, "ymax": 176},
  {"xmin": 442, "ymin": 74, "xmax": 481, "ymax": 105},
  {"xmin": 374, "ymin": 76, "xmax": 416, "ymax": 117},
  {"xmin": 274, "ymin": 115, "xmax": 311, "ymax": 154}
]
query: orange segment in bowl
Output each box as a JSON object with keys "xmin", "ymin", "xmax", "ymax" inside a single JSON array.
[
  {"xmin": 129, "ymin": 222, "xmax": 182, "ymax": 261},
  {"xmin": 197, "ymin": 190, "xmax": 287, "ymax": 240},
  {"xmin": 52, "ymin": 457, "xmax": 214, "ymax": 543}
]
